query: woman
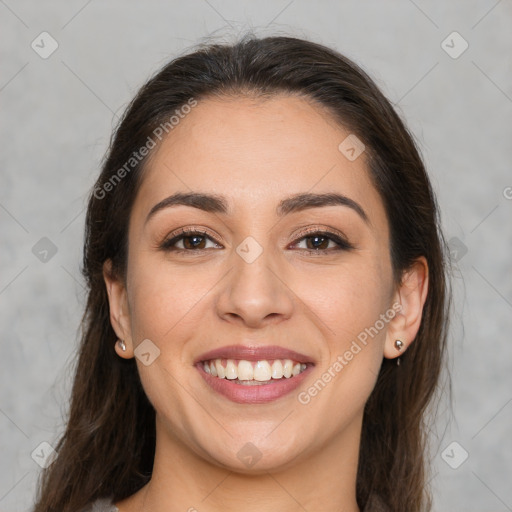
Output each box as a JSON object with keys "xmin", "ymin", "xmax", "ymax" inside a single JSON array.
[{"xmin": 33, "ymin": 35, "xmax": 450, "ymax": 512}]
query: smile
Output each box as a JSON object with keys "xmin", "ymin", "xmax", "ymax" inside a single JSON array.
[
  {"xmin": 202, "ymin": 358, "xmax": 308, "ymax": 384},
  {"xmin": 196, "ymin": 359, "xmax": 313, "ymax": 404}
]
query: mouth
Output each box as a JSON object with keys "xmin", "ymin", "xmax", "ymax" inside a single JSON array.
[
  {"xmin": 201, "ymin": 358, "xmax": 309, "ymax": 384},
  {"xmin": 195, "ymin": 345, "xmax": 315, "ymax": 404}
]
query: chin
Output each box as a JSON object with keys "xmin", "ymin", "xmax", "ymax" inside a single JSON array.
[{"xmin": 201, "ymin": 430, "xmax": 309, "ymax": 474}]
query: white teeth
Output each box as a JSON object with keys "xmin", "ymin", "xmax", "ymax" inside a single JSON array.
[
  {"xmin": 225, "ymin": 359, "xmax": 237, "ymax": 379},
  {"xmin": 283, "ymin": 359, "xmax": 293, "ymax": 378},
  {"xmin": 254, "ymin": 361, "xmax": 272, "ymax": 381},
  {"xmin": 202, "ymin": 358, "xmax": 308, "ymax": 382},
  {"xmin": 215, "ymin": 360, "xmax": 225, "ymax": 379},
  {"xmin": 237, "ymin": 360, "xmax": 254, "ymax": 380},
  {"xmin": 271, "ymin": 360, "xmax": 283, "ymax": 379}
]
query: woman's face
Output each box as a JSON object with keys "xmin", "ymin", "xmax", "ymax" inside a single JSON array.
[{"xmin": 106, "ymin": 94, "xmax": 412, "ymax": 473}]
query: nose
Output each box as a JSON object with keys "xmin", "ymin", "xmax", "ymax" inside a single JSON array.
[{"xmin": 216, "ymin": 242, "xmax": 294, "ymax": 329}]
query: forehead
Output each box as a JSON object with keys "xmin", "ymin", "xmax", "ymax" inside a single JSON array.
[{"xmin": 132, "ymin": 94, "xmax": 387, "ymax": 228}]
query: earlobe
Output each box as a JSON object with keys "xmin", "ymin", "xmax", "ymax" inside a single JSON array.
[
  {"xmin": 384, "ymin": 257, "xmax": 429, "ymax": 361},
  {"xmin": 114, "ymin": 338, "xmax": 131, "ymax": 359},
  {"xmin": 103, "ymin": 260, "xmax": 134, "ymax": 358}
]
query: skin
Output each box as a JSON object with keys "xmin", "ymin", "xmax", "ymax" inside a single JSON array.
[{"xmin": 104, "ymin": 94, "xmax": 428, "ymax": 512}]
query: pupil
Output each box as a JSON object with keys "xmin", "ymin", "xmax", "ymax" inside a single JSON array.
[
  {"xmin": 185, "ymin": 236, "xmax": 204, "ymax": 249},
  {"xmin": 309, "ymin": 236, "xmax": 327, "ymax": 250}
]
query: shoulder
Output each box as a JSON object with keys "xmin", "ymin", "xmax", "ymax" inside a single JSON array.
[{"xmin": 81, "ymin": 497, "xmax": 119, "ymax": 512}]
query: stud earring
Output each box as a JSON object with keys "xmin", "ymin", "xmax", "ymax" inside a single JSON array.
[
  {"xmin": 394, "ymin": 339, "xmax": 404, "ymax": 366},
  {"xmin": 117, "ymin": 339, "xmax": 126, "ymax": 352}
]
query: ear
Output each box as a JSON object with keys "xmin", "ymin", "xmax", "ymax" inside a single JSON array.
[
  {"xmin": 103, "ymin": 259, "xmax": 134, "ymax": 359},
  {"xmin": 384, "ymin": 256, "xmax": 429, "ymax": 360}
]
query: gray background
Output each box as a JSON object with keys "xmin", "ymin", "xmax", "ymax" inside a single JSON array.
[{"xmin": 1, "ymin": 1, "xmax": 511, "ymax": 511}]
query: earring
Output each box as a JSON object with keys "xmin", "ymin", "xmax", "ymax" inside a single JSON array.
[
  {"xmin": 117, "ymin": 339, "xmax": 126, "ymax": 352},
  {"xmin": 394, "ymin": 339, "xmax": 404, "ymax": 366}
]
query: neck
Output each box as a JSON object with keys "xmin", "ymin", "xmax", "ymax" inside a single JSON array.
[{"xmin": 119, "ymin": 414, "xmax": 363, "ymax": 512}]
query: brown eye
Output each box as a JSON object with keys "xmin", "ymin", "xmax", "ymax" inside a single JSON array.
[
  {"xmin": 160, "ymin": 230, "xmax": 222, "ymax": 252},
  {"xmin": 304, "ymin": 235, "xmax": 331, "ymax": 251},
  {"xmin": 159, "ymin": 228, "xmax": 353, "ymax": 254},
  {"xmin": 181, "ymin": 234, "xmax": 207, "ymax": 249},
  {"xmin": 292, "ymin": 231, "xmax": 354, "ymax": 253}
]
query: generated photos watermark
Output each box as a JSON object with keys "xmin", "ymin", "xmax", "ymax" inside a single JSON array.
[
  {"xmin": 297, "ymin": 301, "xmax": 402, "ymax": 405},
  {"xmin": 94, "ymin": 97, "xmax": 198, "ymax": 200}
]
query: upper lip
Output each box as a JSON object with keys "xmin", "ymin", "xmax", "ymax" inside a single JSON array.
[{"xmin": 195, "ymin": 345, "xmax": 315, "ymax": 364}]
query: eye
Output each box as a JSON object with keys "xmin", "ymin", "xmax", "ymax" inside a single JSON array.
[
  {"xmin": 159, "ymin": 227, "xmax": 354, "ymax": 255},
  {"xmin": 159, "ymin": 229, "xmax": 222, "ymax": 252},
  {"xmin": 291, "ymin": 229, "xmax": 354, "ymax": 254}
]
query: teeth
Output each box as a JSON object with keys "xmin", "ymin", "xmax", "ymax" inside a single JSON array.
[
  {"xmin": 225, "ymin": 359, "xmax": 237, "ymax": 380},
  {"xmin": 215, "ymin": 360, "xmax": 225, "ymax": 379},
  {"xmin": 283, "ymin": 360, "xmax": 293, "ymax": 378},
  {"xmin": 271, "ymin": 360, "xmax": 283, "ymax": 379},
  {"xmin": 254, "ymin": 361, "xmax": 272, "ymax": 381},
  {"xmin": 237, "ymin": 360, "xmax": 254, "ymax": 380},
  {"xmin": 202, "ymin": 358, "xmax": 308, "ymax": 382}
]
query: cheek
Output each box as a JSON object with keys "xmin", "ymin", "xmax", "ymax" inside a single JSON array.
[
  {"xmin": 294, "ymin": 258, "xmax": 392, "ymax": 346},
  {"xmin": 126, "ymin": 255, "xmax": 214, "ymax": 344},
  {"xmin": 124, "ymin": 257, "xmax": 209, "ymax": 429},
  {"xmin": 294, "ymin": 265, "xmax": 390, "ymax": 435}
]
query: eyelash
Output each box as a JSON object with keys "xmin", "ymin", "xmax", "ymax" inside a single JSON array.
[{"xmin": 159, "ymin": 227, "xmax": 355, "ymax": 255}]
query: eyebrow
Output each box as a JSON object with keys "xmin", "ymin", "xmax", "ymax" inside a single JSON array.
[{"xmin": 145, "ymin": 191, "xmax": 369, "ymax": 225}]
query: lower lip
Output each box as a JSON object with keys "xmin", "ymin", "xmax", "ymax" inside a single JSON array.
[{"xmin": 196, "ymin": 363, "xmax": 313, "ymax": 404}]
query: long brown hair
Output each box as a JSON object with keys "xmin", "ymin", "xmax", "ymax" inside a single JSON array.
[{"xmin": 33, "ymin": 35, "xmax": 450, "ymax": 512}]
